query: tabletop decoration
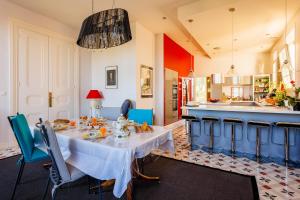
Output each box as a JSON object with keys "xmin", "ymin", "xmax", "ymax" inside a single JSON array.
[
  {"xmin": 134, "ymin": 122, "xmax": 153, "ymax": 133},
  {"xmin": 114, "ymin": 114, "xmax": 130, "ymax": 138}
]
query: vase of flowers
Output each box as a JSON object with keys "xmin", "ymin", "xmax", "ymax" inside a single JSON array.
[{"xmin": 288, "ymin": 80, "xmax": 300, "ymax": 111}]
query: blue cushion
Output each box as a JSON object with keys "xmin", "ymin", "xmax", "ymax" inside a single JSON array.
[
  {"xmin": 11, "ymin": 114, "xmax": 48, "ymax": 162},
  {"xmin": 128, "ymin": 109, "xmax": 153, "ymax": 125},
  {"xmin": 29, "ymin": 147, "xmax": 48, "ymax": 163},
  {"xmin": 120, "ymin": 99, "xmax": 132, "ymax": 117}
]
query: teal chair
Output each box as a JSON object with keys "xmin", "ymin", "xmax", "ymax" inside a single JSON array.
[
  {"xmin": 128, "ymin": 109, "xmax": 153, "ymax": 125},
  {"xmin": 7, "ymin": 113, "xmax": 49, "ymax": 200}
]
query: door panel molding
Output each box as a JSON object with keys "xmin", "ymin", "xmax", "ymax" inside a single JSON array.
[{"xmin": 10, "ymin": 20, "xmax": 79, "ymax": 123}]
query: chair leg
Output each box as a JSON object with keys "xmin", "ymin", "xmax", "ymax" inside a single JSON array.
[
  {"xmin": 11, "ymin": 156, "xmax": 25, "ymax": 200},
  {"xmin": 99, "ymin": 183, "xmax": 103, "ymax": 200},
  {"xmin": 52, "ymin": 185, "xmax": 59, "ymax": 200},
  {"xmin": 42, "ymin": 177, "xmax": 50, "ymax": 200}
]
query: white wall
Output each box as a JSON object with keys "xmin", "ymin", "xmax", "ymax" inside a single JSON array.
[
  {"xmin": 271, "ymin": 9, "xmax": 300, "ymax": 87},
  {"xmin": 194, "ymin": 50, "xmax": 271, "ymax": 77},
  {"xmin": 91, "ymin": 22, "xmax": 156, "ymax": 112},
  {"xmin": 154, "ymin": 34, "xmax": 164, "ymax": 125},
  {"xmin": 79, "ymin": 48, "xmax": 92, "ymax": 116},
  {"xmin": 91, "ymin": 23, "xmax": 137, "ymax": 107},
  {"xmin": 0, "ymin": 0, "xmax": 88, "ymax": 149},
  {"xmin": 135, "ymin": 22, "xmax": 155, "ymax": 109}
]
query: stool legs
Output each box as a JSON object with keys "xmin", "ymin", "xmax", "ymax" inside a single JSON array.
[
  {"xmin": 231, "ymin": 124, "xmax": 236, "ymax": 156},
  {"xmin": 284, "ymin": 128, "xmax": 289, "ymax": 164},
  {"xmin": 256, "ymin": 127, "xmax": 261, "ymax": 162},
  {"xmin": 209, "ymin": 122, "xmax": 214, "ymax": 152}
]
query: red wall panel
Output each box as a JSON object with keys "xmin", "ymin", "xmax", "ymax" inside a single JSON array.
[{"xmin": 163, "ymin": 34, "xmax": 194, "ymax": 121}]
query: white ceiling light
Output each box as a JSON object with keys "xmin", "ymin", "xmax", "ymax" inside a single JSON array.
[{"xmin": 227, "ymin": 8, "xmax": 237, "ymax": 76}]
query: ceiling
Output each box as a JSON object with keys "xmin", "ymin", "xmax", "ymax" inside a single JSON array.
[
  {"xmin": 8, "ymin": 0, "xmax": 300, "ymax": 57},
  {"xmin": 178, "ymin": 0, "xmax": 300, "ymax": 56},
  {"xmin": 8, "ymin": 0, "xmax": 207, "ymax": 55}
]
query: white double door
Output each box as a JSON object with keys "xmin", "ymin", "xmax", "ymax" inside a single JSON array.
[{"xmin": 16, "ymin": 26, "xmax": 78, "ymax": 124}]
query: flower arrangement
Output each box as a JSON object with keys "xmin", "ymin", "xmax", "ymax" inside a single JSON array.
[
  {"xmin": 290, "ymin": 80, "xmax": 300, "ymax": 98},
  {"xmin": 266, "ymin": 81, "xmax": 299, "ymax": 107}
]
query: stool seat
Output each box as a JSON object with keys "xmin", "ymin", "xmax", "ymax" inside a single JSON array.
[
  {"xmin": 224, "ymin": 118, "xmax": 243, "ymax": 124},
  {"xmin": 191, "ymin": 118, "xmax": 201, "ymax": 122},
  {"xmin": 182, "ymin": 115, "xmax": 197, "ymax": 120},
  {"xmin": 248, "ymin": 121, "xmax": 271, "ymax": 127},
  {"xmin": 202, "ymin": 117, "xmax": 219, "ymax": 121},
  {"xmin": 276, "ymin": 122, "xmax": 300, "ymax": 129}
]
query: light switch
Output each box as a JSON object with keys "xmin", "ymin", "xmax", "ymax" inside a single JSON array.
[{"xmin": 0, "ymin": 91, "xmax": 7, "ymax": 96}]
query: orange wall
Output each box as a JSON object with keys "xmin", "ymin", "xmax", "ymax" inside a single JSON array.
[{"xmin": 163, "ymin": 34, "xmax": 194, "ymax": 121}]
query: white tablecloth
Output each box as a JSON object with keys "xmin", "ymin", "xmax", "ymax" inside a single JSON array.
[{"xmin": 33, "ymin": 126, "xmax": 174, "ymax": 198}]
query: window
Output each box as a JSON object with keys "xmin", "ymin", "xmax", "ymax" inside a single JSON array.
[
  {"xmin": 278, "ymin": 27, "xmax": 296, "ymax": 88},
  {"xmin": 231, "ymin": 87, "xmax": 243, "ymax": 98}
]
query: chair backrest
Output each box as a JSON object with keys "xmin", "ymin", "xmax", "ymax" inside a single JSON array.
[
  {"xmin": 8, "ymin": 114, "xmax": 34, "ymax": 162},
  {"xmin": 120, "ymin": 99, "xmax": 132, "ymax": 117},
  {"xmin": 128, "ymin": 109, "xmax": 153, "ymax": 125},
  {"xmin": 39, "ymin": 121, "xmax": 71, "ymax": 183}
]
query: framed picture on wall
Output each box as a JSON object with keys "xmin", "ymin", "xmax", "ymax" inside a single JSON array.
[
  {"xmin": 105, "ymin": 66, "xmax": 118, "ymax": 89},
  {"xmin": 140, "ymin": 65, "xmax": 153, "ymax": 98}
]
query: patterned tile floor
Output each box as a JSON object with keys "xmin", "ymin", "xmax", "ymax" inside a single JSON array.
[
  {"xmin": 1, "ymin": 125, "xmax": 300, "ymax": 199},
  {"xmin": 152, "ymin": 125, "xmax": 300, "ymax": 200}
]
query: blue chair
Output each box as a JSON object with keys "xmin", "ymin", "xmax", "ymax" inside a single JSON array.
[
  {"xmin": 128, "ymin": 109, "xmax": 153, "ymax": 125},
  {"xmin": 7, "ymin": 113, "xmax": 49, "ymax": 200}
]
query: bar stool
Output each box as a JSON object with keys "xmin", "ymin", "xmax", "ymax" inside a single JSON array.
[
  {"xmin": 190, "ymin": 118, "xmax": 201, "ymax": 150},
  {"xmin": 202, "ymin": 117, "xmax": 220, "ymax": 152},
  {"xmin": 247, "ymin": 120, "xmax": 271, "ymax": 162},
  {"xmin": 182, "ymin": 115, "xmax": 197, "ymax": 136},
  {"xmin": 275, "ymin": 122, "xmax": 300, "ymax": 165},
  {"xmin": 223, "ymin": 118, "xmax": 243, "ymax": 156}
]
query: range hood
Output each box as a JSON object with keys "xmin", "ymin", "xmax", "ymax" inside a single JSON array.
[{"xmin": 223, "ymin": 76, "xmax": 253, "ymax": 86}]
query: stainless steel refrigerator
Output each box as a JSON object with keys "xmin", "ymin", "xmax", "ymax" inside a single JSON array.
[{"xmin": 164, "ymin": 68, "xmax": 178, "ymax": 125}]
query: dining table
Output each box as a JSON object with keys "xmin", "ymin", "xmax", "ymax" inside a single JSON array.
[{"xmin": 31, "ymin": 120, "xmax": 174, "ymax": 199}]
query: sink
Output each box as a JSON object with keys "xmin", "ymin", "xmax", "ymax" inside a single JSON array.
[{"xmin": 229, "ymin": 101, "xmax": 260, "ymax": 106}]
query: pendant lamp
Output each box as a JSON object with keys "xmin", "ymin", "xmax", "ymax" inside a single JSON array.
[
  {"xmin": 226, "ymin": 8, "xmax": 237, "ymax": 76},
  {"xmin": 77, "ymin": 0, "xmax": 132, "ymax": 49}
]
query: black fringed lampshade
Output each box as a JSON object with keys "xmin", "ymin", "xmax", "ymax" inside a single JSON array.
[{"xmin": 77, "ymin": 8, "xmax": 132, "ymax": 49}]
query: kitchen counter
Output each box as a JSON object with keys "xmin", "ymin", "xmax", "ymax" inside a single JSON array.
[
  {"xmin": 185, "ymin": 103, "xmax": 300, "ymax": 166},
  {"xmin": 184, "ymin": 104, "xmax": 300, "ymax": 115}
]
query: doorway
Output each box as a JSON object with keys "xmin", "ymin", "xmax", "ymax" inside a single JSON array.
[{"xmin": 11, "ymin": 21, "xmax": 79, "ymax": 125}]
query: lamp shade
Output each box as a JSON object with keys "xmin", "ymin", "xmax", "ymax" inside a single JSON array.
[
  {"xmin": 77, "ymin": 8, "xmax": 132, "ymax": 49},
  {"xmin": 86, "ymin": 90, "xmax": 103, "ymax": 99}
]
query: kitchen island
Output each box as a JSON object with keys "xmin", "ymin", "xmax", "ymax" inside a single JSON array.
[{"xmin": 185, "ymin": 104, "xmax": 300, "ymax": 165}]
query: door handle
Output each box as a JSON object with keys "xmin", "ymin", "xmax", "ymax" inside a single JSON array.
[{"xmin": 49, "ymin": 92, "xmax": 53, "ymax": 108}]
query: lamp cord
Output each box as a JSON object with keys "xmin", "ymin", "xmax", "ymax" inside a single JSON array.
[
  {"xmin": 284, "ymin": 0, "xmax": 287, "ymax": 43},
  {"xmin": 92, "ymin": 0, "xmax": 94, "ymax": 14},
  {"xmin": 231, "ymin": 9, "xmax": 234, "ymax": 67},
  {"xmin": 112, "ymin": 0, "xmax": 116, "ymax": 9}
]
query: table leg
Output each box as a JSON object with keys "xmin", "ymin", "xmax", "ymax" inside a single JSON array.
[
  {"xmin": 126, "ymin": 181, "xmax": 133, "ymax": 200},
  {"xmin": 133, "ymin": 159, "xmax": 160, "ymax": 182}
]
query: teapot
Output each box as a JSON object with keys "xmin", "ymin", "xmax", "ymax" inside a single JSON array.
[{"xmin": 114, "ymin": 114, "xmax": 130, "ymax": 137}]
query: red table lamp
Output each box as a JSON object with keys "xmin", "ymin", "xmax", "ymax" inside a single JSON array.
[
  {"xmin": 86, "ymin": 90, "xmax": 104, "ymax": 99},
  {"xmin": 86, "ymin": 90, "xmax": 104, "ymax": 117}
]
